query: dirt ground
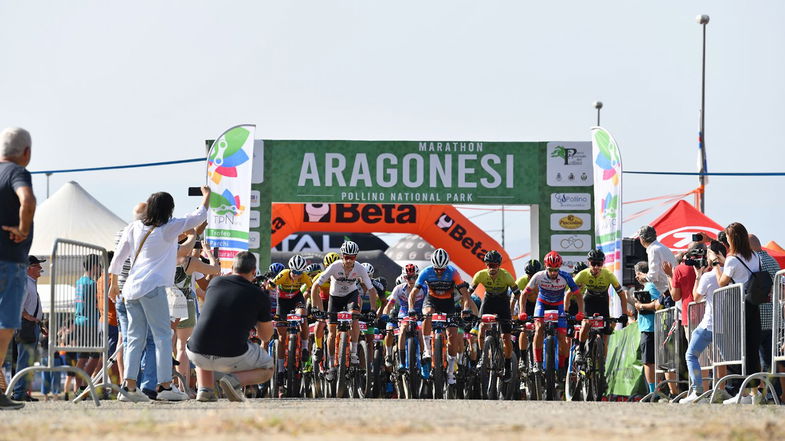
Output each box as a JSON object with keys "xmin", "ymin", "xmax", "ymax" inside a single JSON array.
[{"xmin": 1, "ymin": 399, "xmax": 783, "ymax": 441}]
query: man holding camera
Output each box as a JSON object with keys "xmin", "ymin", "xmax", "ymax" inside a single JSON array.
[{"xmin": 669, "ymin": 241, "xmax": 707, "ymax": 332}]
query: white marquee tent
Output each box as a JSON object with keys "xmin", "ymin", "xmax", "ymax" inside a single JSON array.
[{"xmin": 29, "ymin": 181, "xmax": 128, "ymax": 256}]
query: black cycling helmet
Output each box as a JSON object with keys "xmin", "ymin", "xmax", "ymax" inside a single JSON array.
[
  {"xmin": 573, "ymin": 261, "xmax": 589, "ymax": 275},
  {"xmin": 587, "ymin": 248, "xmax": 605, "ymax": 263},
  {"xmin": 524, "ymin": 259, "xmax": 542, "ymax": 276},
  {"xmin": 483, "ymin": 250, "xmax": 502, "ymax": 265}
]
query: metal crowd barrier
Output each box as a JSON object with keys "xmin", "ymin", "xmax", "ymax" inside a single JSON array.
[
  {"xmin": 4, "ymin": 239, "xmax": 112, "ymax": 406},
  {"xmin": 736, "ymin": 270, "xmax": 785, "ymax": 405},
  {"xmin": 641, "ymin": 306, "xmax": 688, "ymax": 402},
  {"xmin": 708, "ymin": 283, "xmax": 748, "ymax": 403},
  {"xmin": 687, "ymin": 300, "xmax": 713, "ymax": 397}
]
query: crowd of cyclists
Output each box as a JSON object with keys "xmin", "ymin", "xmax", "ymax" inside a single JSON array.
[{"xmin": 253, "ymin": 239, "xmax": 629, "ymax": 401}]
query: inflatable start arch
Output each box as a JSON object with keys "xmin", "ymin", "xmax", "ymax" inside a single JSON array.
[{"xmin": 271, "ymin": 203, "xmax": 515, "ymax": 277}]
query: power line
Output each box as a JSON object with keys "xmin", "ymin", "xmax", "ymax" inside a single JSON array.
[
  {"xmin": 30, "ymin": 157, "xmax": 206, "ymax": 175},
  {"xmin": 624, "ymin": 170, "xmax": 785, "ymax": 176}
]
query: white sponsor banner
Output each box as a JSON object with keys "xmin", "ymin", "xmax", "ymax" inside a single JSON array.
[
  {"xmin": 550, "ymin": 213, "xmax": 591, "ymax": 231},
  {"xmin": 550, "ymin": 192, "xmax": 591, "ymax": 210},
  {"xmin": 559, "ymin": 254, "xmax": 588, "ymax": 273},
  {"xmin": 249, "ymin": 210, "xmax": 260, "ymax": 229},
  {"xmin": 551, "ymin": 234, "xmax": 592, "ymax": 252},
  {"xmin": 546, "ymin": 142, "xmax": 593, "ymax": 187}
]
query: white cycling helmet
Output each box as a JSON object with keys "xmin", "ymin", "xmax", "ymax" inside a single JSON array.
[
  {"xmin": 361, "ymin": 262, "xmax": 374, "ymax": 277},
  {"xmin": 395, "ymin": 275, "xmax": 406, "ymax": 286},
  {"xmin": 340, "ymin": 240, "xmax": 359, "ymax": 255},
  {"xmin": 431, "ymin": 248, "xmax": 450, "ymax": 269},
  {"xmin": 288, "ymin": 255, "xmax": 307, "ymax": 272}
]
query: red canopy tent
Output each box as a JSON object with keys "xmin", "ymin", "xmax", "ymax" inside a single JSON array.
[{"xmin": 649, "ymin": 200, "xmax": 785, "ymax": 267}]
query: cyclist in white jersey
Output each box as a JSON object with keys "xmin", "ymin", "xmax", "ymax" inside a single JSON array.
[{"xmin": 312, "ymin": 241, "xmax": 377, "ymax": 377}]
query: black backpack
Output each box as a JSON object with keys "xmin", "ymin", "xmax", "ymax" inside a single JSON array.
[{"xmin": 734, "ymin": 255, "xmax": 773, "ymax": 305}]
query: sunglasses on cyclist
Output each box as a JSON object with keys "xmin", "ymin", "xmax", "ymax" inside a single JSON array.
[
  {"xmin": 546, "ymin": 267, "xmax": 560, "ymax": 273},
  {"xmin": 434, "ymin": 267, "xmax": 446, "ymax": 272},
  {"xmin": 291, "ymin": 270, "xmax": 303, "ymax": 275},
  {"xmin": 405, "ymin": 275, "xmax": 417, "ymax": 281},
  {"xmin": 342, "ymin": 254, "xmax": 357, "ymax": 260},
  {"xmin": 486, "ymin": 263, "xmax": 500, "ymax": 269},
  {"xmin": 589, "ymin": 261, "xmax": 604, "ymax": 267}
]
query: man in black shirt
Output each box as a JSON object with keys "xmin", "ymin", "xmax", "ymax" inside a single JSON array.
[{"xmin": 187, "ymin": 252, "xmax": 273, "ymax": 402}]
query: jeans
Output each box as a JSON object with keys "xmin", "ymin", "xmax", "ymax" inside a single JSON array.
[
  {"xmin": 0, "ymin": 261, "xmax": 27, "ymax": 329},
  {"xmin": 13, "ymin": 325, "xmax": 39, "ymax": 398},
  {"xmin": 41, "ymin": 352, "xmax": 63, "ymax": 395},
  {"xmin": 116, "ymin": 296, "xmax": 157, "ymax": 390},
  {"xmin": 686, "ymin": 327, "xmax": 712, "ymax": 393},
  {"xmin": 124, "ymin": 287, "xmax": 172, "ymax": 385}
]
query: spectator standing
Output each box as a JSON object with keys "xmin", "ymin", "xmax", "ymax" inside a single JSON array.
[
  {"xmin": 74, "ymin": 254, "xmax": 103, "ymax": 392},
  {"xmin": 186, "ymin": 252, "xmax": 274, "ymax": 402},
  {"xmin": 748, "ymin": 234, "xmax": 781, "ymax": 375},
  {"xmin": 108, "ymin": 187, "xmax": 210, "ymax": 402},
  {"xmin": 113, "ymin": 203, "xmax": 158, "ymax": 399},
  {"xmin": 637, "ymin": 225, "xmax": 677, "ymax": 296},
  {"xmin": 12, "ymin": 255, "xmax": 45, "ymax": 401},
  {"xmin": 96, "ymin": 251, "xmax": 120, "ymax": 384},
  {"xmin": 0, "ymin": 127, "xmax": 35, "ymax": 410},
  {"xmin": 633, "ymin": 261, "xmax": 661, "ymax": 395},
  {"xmin": 718, "ymin": 222, "xmax": 764, "ymax": 404},
  {"xmin": 669, "ymin": 242, "xmax": 706, "ymax": 332}
]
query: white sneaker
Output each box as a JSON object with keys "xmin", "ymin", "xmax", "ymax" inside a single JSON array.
[
  {"xmin": 156, "ymin": 385, "xmax": 189, "ymax": 401},
  {"xmin": 711, "ymin": 389, "xmax": 732, "ymax": 404},
  {"xmin": 350, "ymin": 353, "xmax": 360, "ymax": 365},
  {"xmin": 680, "ymin": 391, "xmax": 701, "ymax": 404},
  {"xmin": 751, "ymin": 392, "xmax": 766, "ymax": 405},
  {"xmin": 723, "ymin": 392, "xmax": 752, "ymax": 405},
  {"xmin": 118, "ymin": 387, "xmax": 151, "ymax": 403},
  {"xmin": 447, "ymin": 372, "xmax": 456, "ymax": 385}
]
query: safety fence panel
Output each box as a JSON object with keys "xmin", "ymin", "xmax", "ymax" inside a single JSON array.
[
  {"xmin": 654, "ymin": 306, "xmax": 681, "ymax": 373},
  {"xmin": 711, "ymin": 283, "xmax": 745, "ymax": 370},
  {"xmin": 49, "ymin": 239, "xmax": 109, "ymax": 357},
  {"xmin": 773, "ymin": 270, "xmax": 785, "ymax": 369},
  {"xmin": 687, "ymin": 300, "xmax": 712, "ymax": 369}
]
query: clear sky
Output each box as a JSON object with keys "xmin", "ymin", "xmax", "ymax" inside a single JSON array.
[{"xmin": 2, "ymin": 1, "xmax": 783, "ymax": 275}]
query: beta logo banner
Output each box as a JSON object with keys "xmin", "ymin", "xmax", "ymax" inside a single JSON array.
[
  {"xmin": 434, "ymin": 212, "xmax": 490, "ymax": 262},
  {"xmin": 303, "ymin": 203, "xmax": 416, "ymax": 224}
]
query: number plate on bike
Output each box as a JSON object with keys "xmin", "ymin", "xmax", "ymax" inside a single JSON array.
[
  {"xmin": 481, "ymin": 314, "xmax": 497, "ymax": 323},
  {"xmin": 286, "ymin": 314, "xmax": 301, "ymax": 322},
  {"xmin": 544, "ymin": 310, "xmax": 559, "ymax": 322},
  {"xmin": 374, "ymin": 333, "xmax": 384, "ymax": 341},
  {"xmin": 589, "ymin": 318, "xmax": 605, "ymax": 329},
  {"xmin": 337, "ymin": 311, "xmax": 353, "ymax": 322},
  {"xmin": 525, "ymin": 322, "xmax": 535, "ymax": 331},
  {"xmin": 359, "ymin": 321, "xmax": 368, "ymax": 331},
  {"xmin": 431, "ymin": 314, "xmax": 447, "ymax": 322}
]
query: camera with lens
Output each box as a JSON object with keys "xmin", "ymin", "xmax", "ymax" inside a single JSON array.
[{"xmin": 684, "ymin": 248, "xmax": 708, "ymax": 268}]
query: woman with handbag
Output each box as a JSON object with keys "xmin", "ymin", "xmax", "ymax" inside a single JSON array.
[{"xmin": 108, "ymin": 186, "xmax": 210, "ymax": 402}]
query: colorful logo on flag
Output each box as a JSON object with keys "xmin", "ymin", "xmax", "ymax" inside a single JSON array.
[
  {"xmin": 210, "ymin": 189, "xmax": 245, "ymax": 217},
  {"xmin": 208, "ymin": 127, "xmax": 251, "ymax": 185},
  {"xmin": 593, "ymin": 130, "xmax": 621, "ymax": 186}
]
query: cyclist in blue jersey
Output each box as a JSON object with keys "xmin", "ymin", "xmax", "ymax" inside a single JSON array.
[
  {"xmin": 408, "ymin": 249, "xmax": 478, "ymax": 385},
  {"xmin": 523, "ymin": 251, "xmax": 583, "ymax": 376},
  {"xmin": 384, "ymin": 264, "xmax": 426, "ymax": 370}
]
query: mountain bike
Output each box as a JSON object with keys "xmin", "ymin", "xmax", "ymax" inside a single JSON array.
[
  {"xmin": 333, "ymin": 311, "xmax": 370, "ymax": 399},
  {"xmin": 477, "ymin": 314, "xmax": 519, "ymax": 400},
  {"xmin": 429, "ymin": 312, "xmax": 463, "ymax": 399},
  {"xmin": 514, "ymin": 318, "xmax": 539, "ymax": 400},
  {"xmin": 566, "ymin": 315, "xmax": 624, "ymax": 401},
  {"xmin": 532, "ymin": 310, "xmax": 569, "ymax": 401},
  {"xmin": 283, "ymin": 313, "xmax": 305, "ymax": 398},
  {"xmin": 395, "ymin": 315, "xmax": 430, "ymax": 399},
  {"xmin": 457, "ymin": 320, "xmax": 481, "ymax": 399}
]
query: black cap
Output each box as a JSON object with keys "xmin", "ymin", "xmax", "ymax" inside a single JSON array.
[{"xmin": 28, "ymin": 255, "xmax": 46, "ymax": 265}]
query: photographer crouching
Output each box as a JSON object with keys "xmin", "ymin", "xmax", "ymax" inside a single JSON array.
[{"xmin": 186, "ymin": 251, "xmax": 274, "ymax": 402}]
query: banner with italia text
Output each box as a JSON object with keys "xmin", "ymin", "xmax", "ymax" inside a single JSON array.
[
  {"xmin": 206, "ymin": 124, "xmax": 256, "ymax": 272},
  {"xmin": 592, "ymin": 127, "xmax": 623, "ymax": 282}
]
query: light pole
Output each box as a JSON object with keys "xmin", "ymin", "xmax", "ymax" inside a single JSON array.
[
  {"xmin": 593, "ymin": 101, "xmax": 603, "ymax": 126},
  {"xmin": 697, "ymin": 14, "xmax": 709, "ymax": 213}
]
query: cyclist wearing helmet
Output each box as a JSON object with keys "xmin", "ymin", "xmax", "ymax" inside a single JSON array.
[
  {"xmin": 270, "ymin": 255, "xmax": 313, "ymax": 382},
  {"xmin": 573, "ymin": 249, "xmax": 627, "ymax": 361},
  {"xmin": 469, "ymin": 250, "xmax": 520, "ymax": 379},
  {"xmin": 357, "ymin": 262, "xmax": 376, "ymax": 314},
  {"xmin": 523, "ymin": 251, "xmax": 581, "ymax": 376},
  {"xmin": 308, "ymin": 253, "xmax": 339, "ymax": 362},
  {"xmin": 384, "ymin": 263, "xmax": 427, "ymax": 369},
  {"xmin": 312, "ymin": 241, "xmax": 378, "ymax": 373},
  {"xmin": 514, "ymin": 258, "xmax": 542, "ymax": 367},
  {"xmin": 267, "ymin": 262, "xmax": 286, "ymax": 315},
  {"xmin": 409, "ymin": 248, "xmax": 478, "ymax": 385}
]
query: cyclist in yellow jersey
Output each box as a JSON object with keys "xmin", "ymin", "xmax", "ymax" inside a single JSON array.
[
  {"xmin": 573, "ymin": 249, "xmax": 628, "ymax": 361},
  {"xmin": 310, "ymin": 252, "xmax": 340, "ymax": 362},
  {"xmin": 469, "ymin": 250, "xmax": 520, "ymax": 379},
  {"xmin": 512, "ymin": 259, "xmax": 542, "ymax": 366},
  {"xmin": 270, "ymin": 255, "xmax": 312, "ymax": 381}
]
